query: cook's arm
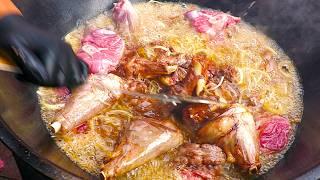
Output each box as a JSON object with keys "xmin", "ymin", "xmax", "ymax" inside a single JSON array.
[
  {"xmin": 0, "ymin": 0, "xmax": 21, "ymax": 17},
  {"xmin": 0, "ymin": 1, "xmax": 88, "ymax": 87}
]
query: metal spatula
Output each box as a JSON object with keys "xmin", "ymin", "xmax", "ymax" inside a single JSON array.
[{"xmin": 119, "ymin": 90, "xmax": 225, "ymax": 105}]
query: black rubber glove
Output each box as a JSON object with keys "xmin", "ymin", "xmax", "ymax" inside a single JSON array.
[{"xmin": 0, "ymin": 15, "xmax": 88, "ymax": 88}]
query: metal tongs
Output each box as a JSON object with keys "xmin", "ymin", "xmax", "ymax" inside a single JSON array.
[{"xmin": 119, "ymin": 90, "xmax": 224, "ymax": 105}]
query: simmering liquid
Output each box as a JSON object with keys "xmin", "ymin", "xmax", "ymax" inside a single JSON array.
[{"xmin": 38, "ymin": 2, "xmax": 302, "ymax": 179}]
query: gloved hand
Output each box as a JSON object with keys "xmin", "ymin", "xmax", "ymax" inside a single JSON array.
[{"xmin": 0, "ymin": 15, "xmax": 88, "ymax": 88}]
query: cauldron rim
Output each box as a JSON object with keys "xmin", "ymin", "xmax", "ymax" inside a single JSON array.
[{"xmin": 0, "ymin": 118, "xmax": 82, "ymax": 179}]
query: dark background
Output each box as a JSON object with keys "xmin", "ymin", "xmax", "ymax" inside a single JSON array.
[{"xmin": 0, "ymin": 0, "xmax": 319, "ymax": 179}]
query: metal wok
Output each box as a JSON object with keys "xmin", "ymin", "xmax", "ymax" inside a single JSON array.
[{"xmin": 0, "ymin": 0, "xmax": 320, "ymax": 179}]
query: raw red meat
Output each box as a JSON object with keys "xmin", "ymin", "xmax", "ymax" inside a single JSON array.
[
  {"xmin": 0, "ymin": 159, "xmax": 4, "ymax": 171},
  {"xmin": 258, "ymin": 116, "xmax": 291, "ymax": 152},
  {"xmin": 185, "ymin": 9, "xmax": 240, "ymax": 38},
  {"xmin": 77, "ymin": 29, "xmax": 125, "ymax": 74},
  {"xmin": 113, "ymin": 0, "xmax": 138, "ymax": 32},
  {"xmin": 55, "ymin": 87, "xmax": 70, "ymax": 97},
  {"xmin": 75, "ymin": 122, "xmax": 88, "ymax": 134}
]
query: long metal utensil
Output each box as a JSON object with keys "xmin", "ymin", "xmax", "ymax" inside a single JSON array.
[{"xmin": 119, "ymin": 90, "xmax": 225, "ymax": 105}]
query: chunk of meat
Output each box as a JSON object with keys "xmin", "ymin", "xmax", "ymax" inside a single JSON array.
[
  {"xmin": 185, "ymin": 9, "xmax": 240, "ymax": 39},
  {"xmin": 174, "ymin": 143, "xmax": 225, "ymax": 180},
  {"xmin": 170, "ymin": 67, "xmax": 197, "ymax": 95},
  {"xmin": 207, "ymin": 65, "xmax": 238, "ymax": 83},
  {"xmin": 183, "ymin": 104, "xmax": 211, "ymax": 131},
  {"xmin": 206, "ymin": 78, "xmax": 240, "ymax": 103},
  {"xmin": 203, "ymin": 65, "xmax": 240, "ymax": 102},
  {"xmin": 158, "ymin": 55, "xmax": 191, "ymax": 86},
  {"xmin": 160, "ymin": 67, "xmax": 188, "ymax": 86},
  {"xmin": 77, "ymin": 29, "xmax": 125, "ymax": 74},
  {"xmin": 113, "ymin": 0, "xmax": 138, "ymax": 32},
  {"xmin": 198, "ymin": 104, "xmax": 260, "ymax": 173},
  {"xmin": 170, "ymin": 54, "xmax": 209, "ymax": 96},
  {"xmin": 123, "ymin": 56, "xmax": 178, "ymax": 78},
  {"xmin": 182, "ymin": 104, "xmax": 226, "ymax": 131},
  {"xmin": 101, "ymin": 118, "xmax": 183, "ymax": 177},
  {"xmin": 257, "ymin": 115, "xmax": 291, "ymax": 153},
  {"xmin": 52, "ymin": 74, "xmax": 124, "ymax": 132},
  {"xmin": 174, "ymin": 143, "xmax": 226, "ymax": 167},
  {"xmin": 126, "ymin": 78, "xmax": 149, "ymax": 92}
]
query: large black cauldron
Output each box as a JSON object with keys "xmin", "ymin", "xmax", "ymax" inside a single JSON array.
[{"xmin": 0, "ymin": 0, "xmax": 319, "ymax": 179}]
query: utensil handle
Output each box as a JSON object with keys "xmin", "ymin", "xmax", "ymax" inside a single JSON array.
[{"xmin": 0, "ymin": 55, "xmax": 20, "ymax": 73}]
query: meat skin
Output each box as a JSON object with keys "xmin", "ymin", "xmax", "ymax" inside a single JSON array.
[
  {"xmin": 53, "ymin": 74, "xmax": 124, "ymax": 132},
  {"xmin": 101, "ymin": 118, "xmax": 183, "ymax": 177},
  {"xmin": 198, "ymin": 104, "xmax": 261, "ymax": 173}
]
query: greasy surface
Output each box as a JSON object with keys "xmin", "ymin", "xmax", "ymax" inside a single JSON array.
[
  {"xmin": 37, "ymin": 2, "xmax": 303, "ymax": 179},
  {"xmin": 0, "ymin": 0, "xmax": 318, "ymax": 180}
]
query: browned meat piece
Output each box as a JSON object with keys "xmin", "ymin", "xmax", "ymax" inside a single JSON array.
[
  {"xmin": 101, "ymin": 118, "xmax": 183, "ymax": 177},
  {"xmin": 183, "ymin": 104, "xmax": 211, "ymax": 131},
  {"xmin": 158, "ymin": 55, "xmax": 192, "ymax": 87},
  {"xmin": 113, "ymin": 50, "xmax": 136, "ymax": 77},
  {"xmin": 174, "ymin": 143, "xmax": 226, "ymax": 166},
  {"xmin": 216, "ymin": 80, "xmax": 240, "ymax": 102},
  {"xmin": 51, "ymin": 74, "xmax": 124, "ymax": 133},
  {"xmin": 123, "ymin": 57, "xmax": 177, "ymax": 78},
  {"xmin": 182, "ymin": 104, "xmax": 226, "ymax": 131},
  {"xmin": 169, "ymin": 67, "xmax": 198, "ymax": 95},
  {"xmin": 208, "ymin": 65, "xmax": 237, "ymax": 83},
  {"xmin": 160, "ymin": 67, "xmax": 188, "ymax": 86},
  {"xmin": 174, "ymin": 143, "xmax": 226, "ymax": 180},
  {"xmin": 170, "ymin": 53, "xmax": 209, "ymax": 96},
  {"xmin": 126, "ymin": 78, "xmax": 149, "ymax": 93},
  {"xmin": 204, "ymin": 65, "xmax": 240, "ymax": 102},
  {"xmin": 198, "ymin": 104, "xmax": 261, "ymax": 173}
]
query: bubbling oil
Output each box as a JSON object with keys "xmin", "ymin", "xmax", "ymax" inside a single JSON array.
[{"xmin": 38, "ymin": 1, "xmax": 303, "ymax": 179}]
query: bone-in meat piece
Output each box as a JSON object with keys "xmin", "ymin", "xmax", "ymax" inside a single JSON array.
[
  {"xmin": 101, "ymin": 118, "xmax": 183, "ymax": 178},
  {"xmin": 198, "ymin": 104, "xmax": 261, "ymax": 173},
  {"xmin": 51, "ymin": 74, "xmax": 124, "ymax": 133}
]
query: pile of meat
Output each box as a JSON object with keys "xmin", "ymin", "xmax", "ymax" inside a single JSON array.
[
  {"xmin": 174, "ymin": 143, "xmax": 226, "ymax": 179},
  {"xmin": 49, "ymin": 0, "xmax": 292, "ymax": 179}
]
